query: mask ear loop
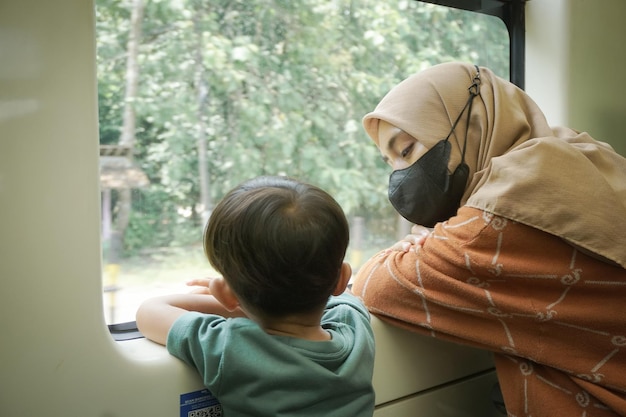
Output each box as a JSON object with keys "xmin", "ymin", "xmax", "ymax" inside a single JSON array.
[
  {"xmin": 461, "ymin": 66, "xmax": 481, "ymax": 164},
  {"xmin": 444, "ymin": 65, "xmax": 481, "ymax": 165}
]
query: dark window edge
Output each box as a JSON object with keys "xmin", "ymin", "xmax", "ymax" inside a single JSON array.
[
  {"xmin": 417, "ymin": 0, "xmax": 527, "ymax": 89},
  {"xmin": 108, "ymin": 321, "xmax": 144, "ymax": 341}
]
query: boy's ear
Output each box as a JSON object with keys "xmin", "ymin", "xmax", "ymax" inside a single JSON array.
[
  {"xmin": 210, "ymin": 277, "xmax": 240, "ymax": 312},
  {"xmin": 332, "ymin": 262, "xmax": 352, "ymax": 296}
]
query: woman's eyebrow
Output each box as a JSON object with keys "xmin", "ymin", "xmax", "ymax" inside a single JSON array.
[{"xmin": 381, "ymin": 132, "xmax": 401, "ymax": 163}]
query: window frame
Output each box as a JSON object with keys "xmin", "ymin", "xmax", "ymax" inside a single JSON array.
[
  {"xmin": 419, "ymin": 0, "xmax": 526, "ymax": 88},
  {"xmin": 107, "ymin": 0, "xmax": 526, "ymax": 336}
]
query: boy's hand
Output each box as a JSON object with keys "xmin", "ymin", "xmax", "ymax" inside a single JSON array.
[{"xmin": 186, "ymin": 277, "xmax": 215, "ymax": 294}]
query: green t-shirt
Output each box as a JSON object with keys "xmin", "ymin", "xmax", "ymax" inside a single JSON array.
[{"xmin": 167, "ymin": 292, "xmax": 375, "ymax": 417}]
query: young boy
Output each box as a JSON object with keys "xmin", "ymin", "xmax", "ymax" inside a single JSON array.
[{"xmin": 136, "ymin": 175, "xmax": 375, "ymax": 417}]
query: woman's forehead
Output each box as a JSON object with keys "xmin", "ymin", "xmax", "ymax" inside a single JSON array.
[{"xmin": 377, "ymin": 119, "xmax": 402, "ymax": 142}]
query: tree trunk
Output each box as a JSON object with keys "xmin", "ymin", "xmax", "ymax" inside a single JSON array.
[
  {"xmin": 109, "ymin": 0, "xmax": 145, "ymax": 263},
  {"xmin": 193, "ymin": 6, "xmax": 211, "ymax": 224}
]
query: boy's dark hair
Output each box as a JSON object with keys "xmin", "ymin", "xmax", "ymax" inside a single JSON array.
[{"xmin": 203, "ymin": 175, "xmax": 350, "ymax": 317}]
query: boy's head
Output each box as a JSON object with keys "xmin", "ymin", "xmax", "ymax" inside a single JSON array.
[{"xmin": 204, "ymin": 175, "xmax": 350, "ymax": 318}]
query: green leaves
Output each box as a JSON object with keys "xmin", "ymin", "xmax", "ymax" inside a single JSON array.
[{"xmin": 96, "ymin": 0, "xmax": 509, "ymax": 253}]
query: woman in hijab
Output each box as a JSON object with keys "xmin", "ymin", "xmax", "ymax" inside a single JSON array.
[{"xmin": 352, "ymin": 61, "xmax": 626, "ymax": 416}]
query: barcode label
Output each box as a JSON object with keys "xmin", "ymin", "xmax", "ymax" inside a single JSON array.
[
  {"xmin": 180, "ymin": 389, "xmax": 222, "ymax": 417},
  {"xmin": 188, "ymin": 404, "xmax": 223, "ymax": 417}
]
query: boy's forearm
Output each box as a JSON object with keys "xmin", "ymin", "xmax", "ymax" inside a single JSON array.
[
  {"xmin": 157, "ymin": 293, "xmax": 231, "ymax": 314},
  {"xmin": 136, "ymin": 294, "xmax": 245, "ymax": 345}
]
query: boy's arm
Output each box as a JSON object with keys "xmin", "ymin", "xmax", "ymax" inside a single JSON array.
[{"xmin": 136, "ymin": 294, "xmax": 245, "ymax": 346}]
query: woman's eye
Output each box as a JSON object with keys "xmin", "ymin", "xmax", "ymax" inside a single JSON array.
[{"xmin": 401, "ymin": 143, "xmax": 414, "ymax": 158}]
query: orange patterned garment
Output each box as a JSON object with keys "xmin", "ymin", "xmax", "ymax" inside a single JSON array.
[{"xmin": 352, "ymin": 207, "xmax": 626, "ymax": 416}]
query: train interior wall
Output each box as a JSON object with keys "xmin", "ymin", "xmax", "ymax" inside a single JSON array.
[{"xmin": 526, "ymin": 0, "xmax": 626, "ymax": 156}]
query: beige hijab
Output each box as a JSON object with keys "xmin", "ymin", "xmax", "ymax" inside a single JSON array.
[{"xmin": 363, "ymin": 61, "xmax": 626, "ymax": 268}]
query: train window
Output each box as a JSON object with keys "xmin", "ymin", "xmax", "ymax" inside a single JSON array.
[{"xmin": 96, "ymin": 0, "xmax": 511, "ymax": 325}]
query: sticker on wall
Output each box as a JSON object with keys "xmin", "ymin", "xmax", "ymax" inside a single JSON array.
[{"xmin": 180, "ymin": 388, "xmax": 222, "ymax": 417}]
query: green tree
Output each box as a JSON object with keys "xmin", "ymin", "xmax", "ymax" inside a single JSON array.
[{"xmin": 96, "ymin": 0, "xmax": 509, "ymax": 255}]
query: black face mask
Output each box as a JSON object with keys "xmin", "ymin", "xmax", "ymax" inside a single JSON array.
[
  {"xmin": 388, "ymin": 140, "xmax": 469, "ymax": 227},
  {"xmin": 387, "ymin": 66, "xmax": 480, "ymax": 227}
]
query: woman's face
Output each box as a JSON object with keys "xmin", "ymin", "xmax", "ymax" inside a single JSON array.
[{"xmin": 377, "ymin": 119, "xmax": 429, "ymax": 171}]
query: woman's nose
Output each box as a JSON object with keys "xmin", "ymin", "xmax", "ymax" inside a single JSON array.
[{"xmin": 392, "ymin": 158, "xmax": 410, "ymax": 171}]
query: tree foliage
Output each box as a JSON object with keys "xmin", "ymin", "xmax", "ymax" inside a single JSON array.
[{"xmin": 96, "ymin": 0, "xmax": 509, "ymax": 255}]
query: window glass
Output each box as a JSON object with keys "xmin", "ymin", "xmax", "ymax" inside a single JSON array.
[{"xmin": 96, "ymin": 0, "xmax": 509, "ymax": 324}]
